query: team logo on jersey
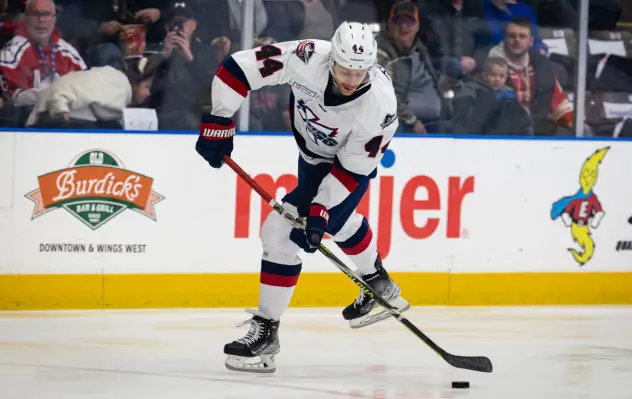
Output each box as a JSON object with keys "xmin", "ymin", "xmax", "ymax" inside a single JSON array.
[
  {"xmin": 25, "ymin": 149, "xmax": 164, "ymax": 230},
  {"xmin": 294, "ymin": 40, "xmax": 315, "ymax": 65},
  {"xmin": 296, "ymin": 99, "xmax": 339, "ymax": 147},
  {"xmin": 381, "ymin": 113, "xmax": 397, "ymax": 129},
  {"xmin": 550, "ymin": 147, "xmax": 609, "ymax": 266}
]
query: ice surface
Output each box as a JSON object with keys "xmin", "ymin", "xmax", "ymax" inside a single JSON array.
[{"xmin": 1, "ymin": 306, "xmax": 631, "ymax": 399}]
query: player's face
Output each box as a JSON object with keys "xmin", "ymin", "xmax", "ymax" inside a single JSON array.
[{"xmin": 332, "ymin": 64, "xmax": 368, "ymax": 96}]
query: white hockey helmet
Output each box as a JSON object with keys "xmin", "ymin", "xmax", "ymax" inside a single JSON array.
[{"xmin": 329, "ymin": 22, "xmax": 377, "ymax": 71}]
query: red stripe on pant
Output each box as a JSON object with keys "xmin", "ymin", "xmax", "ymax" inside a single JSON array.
[
  {"xmin": 260, "ymin": 272, "xmax": 300, "ymax": 287},
  {"xmin": 340, "ymin": 227, "xmax": 373, "ymax": 256}
]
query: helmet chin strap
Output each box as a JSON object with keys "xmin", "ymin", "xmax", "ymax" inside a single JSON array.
[{"xmin": 330, "ymin": 76, "xmax": 343, "ymax": 95}]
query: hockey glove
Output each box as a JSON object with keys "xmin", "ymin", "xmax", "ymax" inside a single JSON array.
[
  {"xmin": 196, "ymin": 113, "xmax": 235, "ymax": 168},
  {"xmin": 290, "ymin": 204, "xmax": 328, "ymax": 253}
]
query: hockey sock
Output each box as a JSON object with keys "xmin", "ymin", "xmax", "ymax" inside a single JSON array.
[
  {"xmin": 258, "ymin": 260, "xmax": 302, "ymax": 321},
  {"xmin": 335, "ymin": 217, "xmax": 378, "ymax": 276}
]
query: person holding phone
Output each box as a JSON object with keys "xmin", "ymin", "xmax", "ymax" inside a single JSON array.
[{"xmin": 149, "ymin": 0, "xmax": 218, "ymax": 130}]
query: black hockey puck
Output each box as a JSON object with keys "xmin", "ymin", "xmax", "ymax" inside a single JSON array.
[{"xmin": 452, "ymin": 381, "xmax": 470, "ymax": 389}]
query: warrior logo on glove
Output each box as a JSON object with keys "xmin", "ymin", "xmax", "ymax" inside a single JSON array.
[
  {"xmin": 202, "ymin": 126, "xmax": 236, "ymax": 139},
  {"xmin": 196, "ymin": 113, "xmax": 236, "ymax": 168}
]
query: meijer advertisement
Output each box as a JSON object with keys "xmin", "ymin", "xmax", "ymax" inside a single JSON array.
[{"xmin": 0, "ymin": 132, "xmax": 630, "ymax": 308}]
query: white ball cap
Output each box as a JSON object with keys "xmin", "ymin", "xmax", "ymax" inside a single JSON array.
[{"xmin": 330, "ymin": 22, "xmax": 377, "ymax": 70}]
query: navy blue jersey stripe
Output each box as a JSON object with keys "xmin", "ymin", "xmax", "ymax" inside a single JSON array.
[
  {"xmin": 219, "ymin": 56, "xmax": 251, "ymax": 91},
  {"xmin": 261, "ymin": 259, "xmax": 302, "ymax": 276}
]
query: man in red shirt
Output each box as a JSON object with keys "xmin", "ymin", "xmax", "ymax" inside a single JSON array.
[
  {"xmin": 488, "ymin": 17, "xmax": 589, "ymax": 135},
  {"xmin": 0, "ymin": 0, "xmax": 86, "ymax": 108}
]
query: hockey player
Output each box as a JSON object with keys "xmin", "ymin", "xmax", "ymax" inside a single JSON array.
[{"xmin": 195, "ymin": 22, "xmax": 410, "ymax": 373}]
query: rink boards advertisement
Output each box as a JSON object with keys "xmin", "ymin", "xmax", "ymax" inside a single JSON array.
[{"xmin": 0, "ymin": 131, "xmax": 631, "ymax": 309}]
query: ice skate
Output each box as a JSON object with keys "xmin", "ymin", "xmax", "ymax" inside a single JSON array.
[
  {"xmin": 342, "ymin": 255, "xmax": 410, "ymax": 329},
  {"xmin": 224, "ymin": 309, "xmax": 280, "ymax": 373}
]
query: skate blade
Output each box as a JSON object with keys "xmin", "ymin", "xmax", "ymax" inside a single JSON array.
[
  {"xmin": 349, "ymin": 297, "xmax": 410, "ymax": 329},
  {"xmin": 225, "ymin": 354, "xmax": 277, "ymax": 374}
]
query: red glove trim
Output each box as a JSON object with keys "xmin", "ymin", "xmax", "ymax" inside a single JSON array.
[{"xmin": 309, "ymin": 204, "xmax": 329, "ymax": 224}]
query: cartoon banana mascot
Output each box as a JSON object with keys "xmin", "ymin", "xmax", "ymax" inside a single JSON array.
[{"xmin": 551, "ymin": 147, "xmax": 609, "ymax": 266}]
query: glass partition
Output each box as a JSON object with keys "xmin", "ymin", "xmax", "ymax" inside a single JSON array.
[
  {"xmin": 0, "ymin": 0, "xmax": 628, "ymax": 138},
  {"xmin": 580, "ymin": 0, "xmax": 632, "ymax": 138},
  {"xmin": 251, "ymin": 0, "xmax": 631, "ymax": 138}
]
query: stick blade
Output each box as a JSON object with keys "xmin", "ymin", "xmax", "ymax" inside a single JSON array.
[{"xmin": 445, "ymin": 354, "xmax": 493, "ymax": 373}]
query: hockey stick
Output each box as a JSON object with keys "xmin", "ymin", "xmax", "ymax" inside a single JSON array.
[{"xmin": 222, "ymin": 155, "xmax": 493, "ymax": 373}]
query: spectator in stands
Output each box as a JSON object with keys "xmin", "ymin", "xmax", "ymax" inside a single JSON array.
[
  {"xmin": 148, "ymin": 0, "xmax": 217, "ymax": 130},
  {"xmin": 376, "ymin": 1, "xmax": 446, "ymax": 133},
  {"xmin": 162, "ymin": 1, "xmax": 232, "ymax": 64},
  {"xmin": 262, "ymin": 0, "xmax": 340, "ymax": 43},
  {"xmin": 0, "ymin": 0, "xmax": 86, "ymax": 126},
  {"xmin": 450, "ymin": 57, "xmax": 533, "ymax": 134},
  {"xmin": 375, "ymin": 0, "xmax": 477, "ymax": 79},
  {"xmin": 168, "ymin": 0, "xmax": 263, "ymax": 57},
  {"xmin": 50, "ymin": 1, "xmax": 127, "ymax": 70},
  {"xmin": 482, "ymin": 0, "xmax": 547, "ymax": 54},
  {"xmin": 25, "ymin": 54, "xmax": 162, "ymax": 128},
  {"xmin": 248, "ymin": 37, "xmax": 291, "ymax": 132},
  {"xmin": 54, "ymin": 0, "xmax": 171, "ymax": 50},
  {"xmin": 488, "ymin": 17, "xmax": 584, "ymax": 135},
  {"xmin": 418, "ymin": 0, "xmax": 486, "ymax": 78}
]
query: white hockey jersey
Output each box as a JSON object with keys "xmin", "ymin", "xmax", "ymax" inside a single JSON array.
[{"xmin": 211, "ymin": 39, "xmax": 398, "ymax": 211}]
